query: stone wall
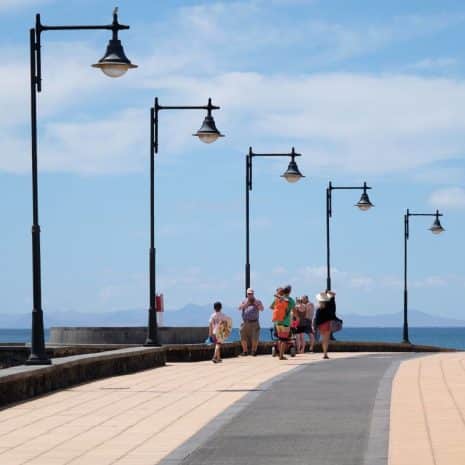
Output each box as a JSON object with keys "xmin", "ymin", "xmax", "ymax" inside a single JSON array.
[
  {"xmin": 49, "ymin": 326, "xmax": 209, "ymax": 345},
  {"xmin": 0, "ymin": 340, "xmax": 454, "ymax": 408},
  {"xmin": 0, "ymin": 347, "xmax": 165, "ymax": 407},
  {"xmin": 0, "ymin": 344, "xmax": 133, "ymax": 369}
]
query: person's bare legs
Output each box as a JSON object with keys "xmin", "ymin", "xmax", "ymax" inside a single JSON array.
[
  {"xmin": 309, "ymin": 332, "xmax": 315, "ymax": 352},
  {"xmin": 279, "ymin": 340, "xmax": 287, "ymax": 360},
  {"xmin": 241, "ymin": 340, "xmax": 248, "ymax": 354},
  {"xmin": 321, "ymin": 331, "xmax": 330, "ymax": 359},
  {"xmin": 214, "ymin": 344, "xmax": 221, "ymax": 361},
  {"xmin": 296, "ymin": 333, "xmax": 305, "ymax": 354},
  {"xmin": 251, "ymin": 339, "xmax": 259, "ymax": 354}
]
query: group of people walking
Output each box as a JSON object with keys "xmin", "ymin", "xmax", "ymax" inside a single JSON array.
[{"xmin": 208, "ymin": 286, "xmax": 342, "ymax": 363}]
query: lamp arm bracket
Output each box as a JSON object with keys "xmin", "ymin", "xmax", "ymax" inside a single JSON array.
[
  {"xmin": 156, "ymin": 105, "xmax": 220, "ymax": 111},
  {"xmin": 32, "ymin": 11, "xmax": 131, "ymax": 92},
  {"xmin": 331, "ymin": 185, "xmax": 372, "ymax": 190},
  {"xmin": 250, "ymin": 152, "xmax": 302, "ymax": 158},
  {"xmin": 408, "ymin": 212, "xmax": 443, "ymax": 217}
]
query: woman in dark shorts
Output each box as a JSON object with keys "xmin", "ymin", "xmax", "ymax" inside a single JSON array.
[
  {"xmin": 302, "ymin": 295, "xmax": 315, "ymax": 352},
  {"xmin": 293, "ymin": 297, "xmax": 311, "ymax": 354}
]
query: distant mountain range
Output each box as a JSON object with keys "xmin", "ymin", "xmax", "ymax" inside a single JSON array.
[{"xmin": 1, "ymin": 305, "xmax": 465, "ymax": 328}]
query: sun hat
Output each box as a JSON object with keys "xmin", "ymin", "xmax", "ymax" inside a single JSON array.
[
  {"xmin": 246, "ymin": 288, "xmax": 254, "ymax": 294},
  {"xmin": 316, "ymin": 292, "xmax": 329, "ymax": 303}
]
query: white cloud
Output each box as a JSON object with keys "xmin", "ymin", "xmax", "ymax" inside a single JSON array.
[
  {"xmin": 429, "ymin": 187, "xmax": 465, "ymax": 209},
  {"xmin": 408, "ymin": 57, "xmax": 459, "ymax": 71},
  {"xmin": 3, "ymin": 4, "xmax": 465, "ymax": 176},
  {"xmin": 411, "ymin": 275, "xmax": 448, "ymax": 288},
  {"xmin": 5, "ymin": 67, "xmax": 465, "ymax": 176},
  {"xmin": 152, "ymin": 71, "xmax": 465, "ymax": 175},
  {"xmin": 272, "ymin": 266, "xmax": 287, "ymax": 274},
  {"xmin": 413, "ymin": 167, "xmax": 465, "ymax": 185},
  {"xmin": 0, "ymin": 0, "xmax": 52, "ymax": 13}
]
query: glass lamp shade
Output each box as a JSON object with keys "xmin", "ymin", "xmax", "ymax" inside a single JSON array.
[
  {"xmin": 429, "ymin": 218, "xmax": 445, "ymax": 235},
  {"xmin": 92, "ymin": 39, "xmax": 137, "ymax": 78},
  {"xmin": 355, "ymin": 191, "xmax": 374, "ymax": 211},
  {"xmin": 193, "ymin": 115, "xmax": 224, "ymax": 144},
  {"xmin": 281, "ymin": 158, "xmax": 304, "ymax": 183}
]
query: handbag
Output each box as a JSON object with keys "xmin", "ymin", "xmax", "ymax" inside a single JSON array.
[{"xmin": 330, "ymin": 318, "xmax": 343, "ymax": 333}]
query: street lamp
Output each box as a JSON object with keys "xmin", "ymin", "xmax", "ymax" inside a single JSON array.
[
  {"xmin": 145, "ymin": 97, "xmax": 224, "ymax": 346},
  {"xmin": 26, "ymin": 9, "xmax": 137, "ymax": 365},
  {"xmin": 402, "ymin": 209, "xmax": 445, "ymax": 344},
  {"xmin": 245, "ymin": 147, "xmax": 304, "ymax": 294},
  {"xmin": 326, "ymin": 181, "xmax": 374, "ymax": 291}
]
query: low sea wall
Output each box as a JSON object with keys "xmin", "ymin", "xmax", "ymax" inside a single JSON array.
[
  {"xmin": 49, "ymin": 326, "xmax": 209, "ymax": 345},
  {"xmin": 0, "ymin": 344, "xmax": 133, "ymax": 369},
  {"xmin": 0, "ymin": 340, "xmax": 455, "ymax": 408},
  {"xmin": 0, "ymin": 346, "xmax": 165, "ymax": 407}
]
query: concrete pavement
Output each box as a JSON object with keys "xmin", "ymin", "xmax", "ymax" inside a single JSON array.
[
  {"xmin": 0, "ymin": 351, "xmax": 464, "ymax": 465},
  {"xmin": 168, "ymin": 353, "xmax": 408, "ymax": 465},
  {"xmin": 0, "ymin": 352, "xmax": 362, "ymax": 465},
  {"xmin": 389, "ymin": 353, "xmax": 465, "ymax": 465}
]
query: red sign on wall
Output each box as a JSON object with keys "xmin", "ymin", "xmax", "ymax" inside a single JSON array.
[{"xmin": 155, "ymin": 294, "xmax": 164, "ymax": 312}]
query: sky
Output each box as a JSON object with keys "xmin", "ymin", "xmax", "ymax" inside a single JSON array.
[{"xmin": 1, "ymin": 0, "xmax": 465, "ymax": 321}]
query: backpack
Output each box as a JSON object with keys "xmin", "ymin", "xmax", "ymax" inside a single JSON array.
[{"xmin": 272, "ymin": 297, "xmax": 288, "ymax": 322}]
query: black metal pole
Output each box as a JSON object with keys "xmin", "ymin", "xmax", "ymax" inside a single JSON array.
[
  {"xmin": 326, "ymin": 184, "xmax": 332, "ymax": 291},
  {"xmin": 145, "ymin": 103, "xmax": 159, "ymax": 346},
  {"xmin": 144, "ymin": 98, "xmax": 222, "ymax": 343},
  {"xmin": 402, "ymin": 212, "xmax": 410, "ymax": 344},
  {"xmin": 243, "ymin": 148, "xmax": 303, "ymax": 295},
  {"xmin": 26, "ymin": 28, "xmax": 50, "ymax": 365},
  {"xmin": 25, "ymin": 11, "xmax": 134, "ymax": 364},
  {"xmin": 245, "ymin": 151, "xmax": 251, "ymax": 295}
]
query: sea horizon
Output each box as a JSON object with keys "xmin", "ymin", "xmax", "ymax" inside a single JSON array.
[{"xmin": 2, "ymin": 327, "xmax": 465, "ymax": 350}]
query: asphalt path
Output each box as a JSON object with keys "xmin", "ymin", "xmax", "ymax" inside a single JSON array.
[{"xmin": 161, "ymin": 353, "xmax": 415, "ymax": 465}]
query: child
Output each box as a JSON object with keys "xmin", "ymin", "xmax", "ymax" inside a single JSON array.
[{"xmin": 208, "ymin": 301, "xmax": 232, "ymax": 363}]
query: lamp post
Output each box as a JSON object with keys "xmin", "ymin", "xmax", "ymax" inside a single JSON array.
[
  {"xmin": 402, "ymin": 209, "xmax": 445, "ymax": 344},
  {"xmin": 245, "ymin": 147, "xmax": 304, "ymax": 295},
  {"xmin": 326, "ymin": 181, "xmax": 374, "ymax": 291},
  {"xmin": 26, "ymin": 8, "xmax": 137, "ymax": 365},
  {"xmin": 145, "ymin": 98, "xmax": 224, "ymax": 346}
]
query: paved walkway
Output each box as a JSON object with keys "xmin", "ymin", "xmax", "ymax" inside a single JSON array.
[
  {"xmin": 0, "ymin": 352, "xmax": 361, "ymax": 465},
  {"xmin": 172, "ymin": 353, "xmax": 406, "ymax": 465},
  {"xmin": 1, "ymin": 351, "xmax": 464, "ymax": 465},
  {"xmin": 389, "ymin": 353, "xmax": 465, "ymax": 465}
]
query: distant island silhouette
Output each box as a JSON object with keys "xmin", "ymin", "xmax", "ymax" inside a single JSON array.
[{"xmin": 0, "ymin": 305, "xmax": 464, "ymax": 329}]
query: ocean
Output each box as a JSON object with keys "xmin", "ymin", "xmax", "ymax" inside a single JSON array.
[{"xmin": 1, "ymin": 327, "xmax": 465, "ymax": 350}]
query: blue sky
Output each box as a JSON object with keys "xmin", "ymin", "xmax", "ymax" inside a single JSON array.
[{"xmin": 1, "ymin": 0, "xmax": 465, "ymax": 320}]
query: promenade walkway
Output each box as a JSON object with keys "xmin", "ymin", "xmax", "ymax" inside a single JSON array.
[
  {"xmin": 389, "ymin": 353, "xmax": 465, "ymax": 465},
  {"xmin": 0, "ymin": 351, "xmax": 464, "ymax": 465}
]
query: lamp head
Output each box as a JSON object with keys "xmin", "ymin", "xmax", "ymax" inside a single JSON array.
[
  {"xmin": 429, "ymin": 214, "xmax": 445, "ymax": 235},
  {"xmin": 355, "ymin": 191, "xmax": 374, "ymax": 211},
  {"xmin": 92, "ymin": 39, "xmax": 138, "ymax": 78},
  {"xmin": 193, "ymin": 114, "xmax": 224, "ymax": 144},
  {"xmin": 281, "ymin": 154, "xmax": 304, "ymax": 183}
]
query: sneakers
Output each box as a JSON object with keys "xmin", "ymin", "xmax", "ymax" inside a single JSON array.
[
  {"xmin": 251, "ymin": 351, "xmax": 257, "ymax": 356},
  {"xmin": 239, "ymin": 352, "xmax": 248, "ymax": 356}
]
